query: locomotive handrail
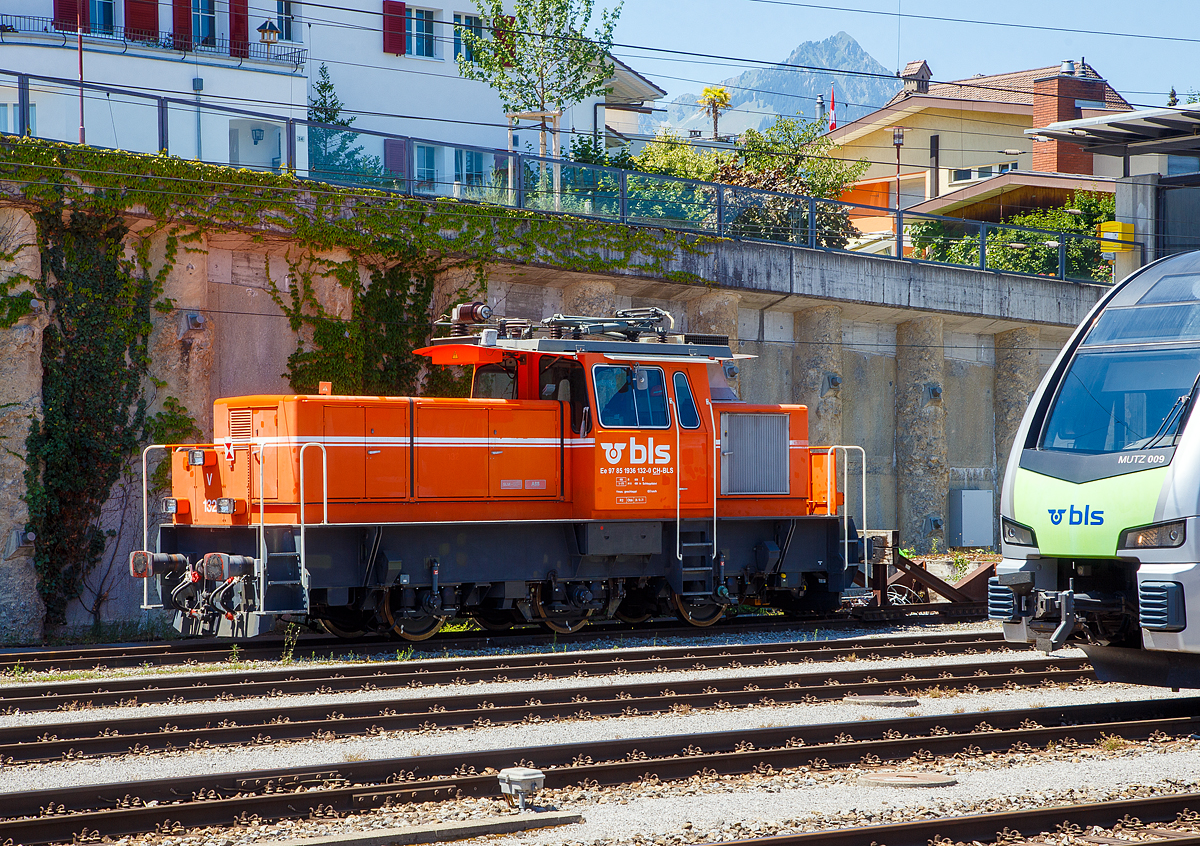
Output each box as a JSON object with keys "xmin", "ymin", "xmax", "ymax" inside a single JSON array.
[
  {"xmin": 813, "ymin": 445, "xmax": 867, "ymax": 574},
  {"xmin": 670, "ymin": 397, "xmax": 682, "ymax": 561},
  {"xmin": 706, "ymin": 398, "xmax": 718, "ymax": 561},
  {"xmin": 140, "ymin": 443, "xmax": 173, "ymax": 611},
  {"xmin": 298, "ymin": 443, "xmax": 330, "ymax": 584}
]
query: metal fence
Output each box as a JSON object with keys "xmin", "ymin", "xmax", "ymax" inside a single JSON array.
[
  {"xmin": 0, "ymin": 14, "xmax": 306, "ymax": 67},
  {"xmin": 0, "ymin": 67, "xmax": 1135, "ymax": 284}
]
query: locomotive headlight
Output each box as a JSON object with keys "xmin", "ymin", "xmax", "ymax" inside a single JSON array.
[
  {"xmin": 216, "ymin": 498, "xmax": 241, "ymax": 515},
  {"xmin": 1001, "ymin": 517, "xmax": 1037, "ymax": 547},
  {"xmin": 187, "ymin": 449, "xmax": 206, "ymax": 466},
  {"xmin": 1119, "ymin": 520, "xmax": 1186, "ymax": 549},
  {"xmin": 162, "ymin": 498, "xmax": 178, "ymax": 514}
]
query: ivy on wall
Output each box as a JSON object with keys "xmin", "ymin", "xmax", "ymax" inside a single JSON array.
[
  {"xmin": 0, "ymin": 135, "xmax": 713, "ymax": 629},
  {"xmin": 22, "ymin": 199, "xmax": 160, "ymax": 625}
]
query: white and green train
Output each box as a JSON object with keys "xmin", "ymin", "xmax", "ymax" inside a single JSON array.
[{"xmin": 993, "ymin": 250, "xmax": 1200, "ymax": 687}]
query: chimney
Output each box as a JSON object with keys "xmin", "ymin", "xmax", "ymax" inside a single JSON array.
[
  {"xmin": 900, "ymin": 60, "xmax": 932, "ymax": 95},
  {"xmin": 1032, "ymin": 61, "xmax": 1106, "ymax": 175},
  {"xmin": 816, "ymin": 94, "xmax": 825, "ymax": 124}
]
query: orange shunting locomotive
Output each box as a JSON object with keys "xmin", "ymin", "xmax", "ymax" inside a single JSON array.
[{"xmin": 131, "ymin": 306, "xmax": 863, "ymax": 639}]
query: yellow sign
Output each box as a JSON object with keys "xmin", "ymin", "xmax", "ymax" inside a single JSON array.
[{"xmin": 1098, "ymin": 220, "xmax": 1134, "ymax": 252}]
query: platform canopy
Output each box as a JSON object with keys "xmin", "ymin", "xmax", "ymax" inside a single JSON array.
[{"xmin": 1029, "ymin": 107, "xmax": 1200, "ymax": 157}]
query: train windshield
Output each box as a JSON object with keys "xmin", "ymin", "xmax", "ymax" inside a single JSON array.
[{"xmin": 1040, "ymin": 347, "xmax": 1200, "ymax": 453}]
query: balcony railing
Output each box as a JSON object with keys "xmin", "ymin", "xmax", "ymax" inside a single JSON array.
[
  {"xmin": 0, "ymin": 14, "xmax": 306, "ymax": 67},
  {"xmin": 0, "ymin": 67, "xmax": 1136, "ymax": 285}
]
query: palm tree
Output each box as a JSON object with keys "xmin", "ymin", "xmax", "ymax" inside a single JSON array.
[{"xmin": 698, "ymin": 85, "xmax": 732, "ymax": 141}]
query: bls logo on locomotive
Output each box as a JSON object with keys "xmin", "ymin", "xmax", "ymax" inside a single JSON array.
[
  {"xmin": 1048, "ymin": 505, "xmax": 1104, "ymax": 526},
  {"xmin": 601, "ymin": 438, "xmax": 672, "ymax": 466}
]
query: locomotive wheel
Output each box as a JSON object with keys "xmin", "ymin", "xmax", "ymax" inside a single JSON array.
[
  {"xmin": 614, "ymin": 609, "xmax": 653, "ymax": 624},
  {"xmin": 671, "ymin": 593, "xmax": 727, "ymax": 628},
  {"xmin": 390, "ymin": 615, "xmax": 446, "ymax": 641},
  {"xmin": 318, "ymin": 614, "xmax": 367, "ymax": 639},
  {"xmin": 473, "ymin": 611, "xmax": 518, "ymax": 631},
  {"xmin": 531, "ymin": 585, "xmax": 592, "ymax": 634}
]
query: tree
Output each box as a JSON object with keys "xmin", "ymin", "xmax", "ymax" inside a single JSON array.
[
  {"xmin": 713, "ymin": 113, "xmax": 868, "ymax": 247},
  {"xmin": 633, "ymin": 127, "xmax": 726, "ymax": 181},
  {"xmin": 697, "ymin": 85, "xmax": 732, "ymax": 141},
  {"xmin": 458, "ymin": 0, "xmax": 621, "ymax": 158},
  {"xmin": 307, "ymin": 63, "xmax": 389, "ymax": 184},
  {"xmin": 1169, "ymin": 86, "xmax": 1178, "ymax": 107}
]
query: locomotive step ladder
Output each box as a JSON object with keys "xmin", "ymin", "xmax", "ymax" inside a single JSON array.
[
  {"xmin": 260, "ymin": 547, "xmax": 310, "ymax": 614},
  {"xmin": 677, "ymin": 521, "xmax": 719, "ymax": 597}
]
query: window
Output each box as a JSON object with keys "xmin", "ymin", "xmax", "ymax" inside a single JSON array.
[
  {"xmin": 90, "ymin": 0, "xmax": 114, "ymax": 33},
  {"xmin": 998, "ymin": 162, "xmax": 1016, "ymax": 173},
  {"xmin": 407, "ymin": 8, "xmax": 434, "ymax": 57},
  {"xmin": 455, "ymin": 149, "xmax": 484, "ymax": 186},
  {"xmin": 0, "ymin": 105, "xmax": 7, "ymax": 134},
  {"xmin": 415, "ymin": 144, "xmax": 436, "ymax": 189},
  {"xmin": 454, "ymin": 13, "xmax": 482, "ymax": 61},
  {"xmin": 593, "ymin": 365, "xmax": 670, "ymax": 429},
  {"xmin": 951, "ymin": 168, "xmax": 972, "ymax": 183},
  {"xmin": 1168, "ymin": 155, "xmax": 1200, "ymax": 176},
  {"xmin": 192, "ymin": 0, "xmax": 216, "ymax": 46},
  {"xmin": 673, "ymin": 372, "xmax": 701, "ymax": 429},
  {"xmin": 539, "ymin": 358, "xmax": 589, "ymax": 433},
  {"xmin": 976, "ymin": 165, "xmax": 993, "ymax": 178},
  {"xmin": 277, "ymin": 0, "xmax": 298, "ymax": 41},
  {"xmin": 1040, "ymin": 348, "xmax": 1200, "ymax": 453},
  {"xmin": 472, "ymin": 362, "xmax": 516, "ymax": 399}
]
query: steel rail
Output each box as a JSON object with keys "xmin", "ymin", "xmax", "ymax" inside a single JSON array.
[
  {"xmin": 0, "ymin": 657, "xmax": 1091, "ymax": 763},
  {"xmin": 0, "ymin": 615, "xmax": 966, "ymax": 673},
  {"xmin": 2, "ymin": 696, "xmax": 1195, "ymax": 845},
  {"xmin": 699, "ymin": 792, "xmax": 1200, "ymax": 846},
  {"xmin": 0, "ymin": 632, "xmax": 1011, "ymax": 711}
]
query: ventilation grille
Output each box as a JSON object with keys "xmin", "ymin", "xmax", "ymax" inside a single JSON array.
[
  {"xmin": 987, "ymin": 577, "xmax": 1016, "ymax": 621},
  {"xmin": 1140, "ymin": 581, "xmax": 1186, "ymax": 631},
  {"xmin": 721, "ymin": 413, "xmax": 789, "ymax": 495},
  {"xmin": 228, "ymin": 409, "xmax": 254, "ymax": 440}
]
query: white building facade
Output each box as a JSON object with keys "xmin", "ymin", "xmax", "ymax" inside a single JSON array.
[{"xmin": 0, "ymin": 1, "xmax": 661, "ymax": 195}]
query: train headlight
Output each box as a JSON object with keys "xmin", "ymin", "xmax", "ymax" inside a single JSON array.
[
  {"xmin": 187, "ymin": 449, "xmax": 206, "ymax": 466},
  {"xmin": 1119, "ymin": 520, "xmax": 1186, "ymax": 549},
  {"xmin": 162, "ymin": 498, "xmax": 178, "ymax": 514},
  {"xmin": 216, "ymin": 498, "xmax": 243, "ymax": 515},
  {"xmin": 1001, "ymin": 517, "xmax": 1037, "ymax": 547}
]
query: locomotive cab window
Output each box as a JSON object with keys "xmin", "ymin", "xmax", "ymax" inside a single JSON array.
[
  {"xmin": 673, "ymin": 371, "xmax": 701, "ymax": 429},
  {"xmin": 593, "ymin": 365, "xmax": 670, "ymax": 429},
  {"xmin": 472, "ymin": 362, "xmax": 517, "ymax": 399},
  {"xmin": 539, "ymin": 357, "xmax": 590, "ymax": 434}
]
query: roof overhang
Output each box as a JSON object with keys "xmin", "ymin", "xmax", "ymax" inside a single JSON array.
[
  {"xmin": 1030, "ymin": 107, "xmax": 1200, "ymax": 156},
  {"xmin": 607, "ymin": 55, "xmax": 667, "ymax": 105},
  {"xmin": 908, "ymin": 170, "xmax": 1115, "ymax": 217},
  {"xmin": 826, "ymin": 96, "xmax": 1031, "ymax": 145}
]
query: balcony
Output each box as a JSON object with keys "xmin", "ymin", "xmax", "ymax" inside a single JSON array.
[{"xmin": 0, "ymin": 13, "xmax": 306, "ymax": 68}]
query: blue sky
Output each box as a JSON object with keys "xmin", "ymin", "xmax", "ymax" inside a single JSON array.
[{"xmin": 612, "ymin": 0, "xmax": 1191, "ymax": 109}]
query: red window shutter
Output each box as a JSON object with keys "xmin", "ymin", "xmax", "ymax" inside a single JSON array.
[
  {"xmin": 495, "ymin": 15, "xmax": 515, "ymax": 67},
  {"xmin": 53, "ymin": 0, "xmax": 88, "ymax": 33},
  {"xmin": 230, "ymin": 0, "xmax": 249, "ymax": 58},
  {"xmin": 172, "ymin": 0, "xmax": 192, "ymax": 51},
  {"xmin": 383, "ymin": 138, "xmax": 407, "ymax": 177},
  {"xmin": 124, "ymin": 0, "xmax": 158, "ymax": 41},
  {"xmin": 382, "ymin": 1, "xmax": 406, "ymax": 55}
]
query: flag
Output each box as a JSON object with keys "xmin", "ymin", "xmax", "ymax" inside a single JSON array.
[{"xmin": 829, "ymin": 85, "xmax": 837, "ymax": 131}]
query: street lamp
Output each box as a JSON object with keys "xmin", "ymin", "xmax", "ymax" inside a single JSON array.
[{"xmin": 892, "ymin": 127, "xmax": 905, "ymax": 257}]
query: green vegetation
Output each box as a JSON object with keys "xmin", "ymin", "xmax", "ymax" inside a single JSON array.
[
  {"xmin": 458, "ymin": 0, "xmax": 620, "ymax": 158},
  {"xmin": 697, "ymin": 86, "xmax": 732, "ymax": 140},
  {"xmin": 909, "ymin": 191, "xmax": 1116, "ymax": 282}
]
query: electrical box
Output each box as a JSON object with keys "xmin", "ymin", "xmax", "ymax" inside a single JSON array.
[
  {"xmin": 949, "ymin": 489, "xmax": 993, "ymax": 548},
  {"xmin": 1098, "ymin": 220, "xmax": 1134, "ymax": 252}
]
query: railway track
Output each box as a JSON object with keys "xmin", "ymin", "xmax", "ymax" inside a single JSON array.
[
  {"xmin": 0, "ymin": 631, "xmax": 1010, "ymax": 712},
  {"xmin": 1, "ymin": 695, "xmax": 1192, "ymax": 845},
  {"xmin": 0, "ymin": 655, "xmax": 1091, "ymax": 763},
  {"xmin": 0, "ymin": 613, "xmax": 979, "ymax": 674},
  {"xmin": 703, "ymin": 792, "xmax": 1200, "ymax": 846}
]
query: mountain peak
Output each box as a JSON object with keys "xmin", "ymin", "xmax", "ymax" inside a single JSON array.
[{"xmin": 647, "ymin": 32, "xmax": 899, "ymax": 136}]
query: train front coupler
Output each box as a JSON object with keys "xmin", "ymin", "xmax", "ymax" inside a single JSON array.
[{"xmin": 993, "ymin": 571, "xmax": 1081, "ymax": 652}]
